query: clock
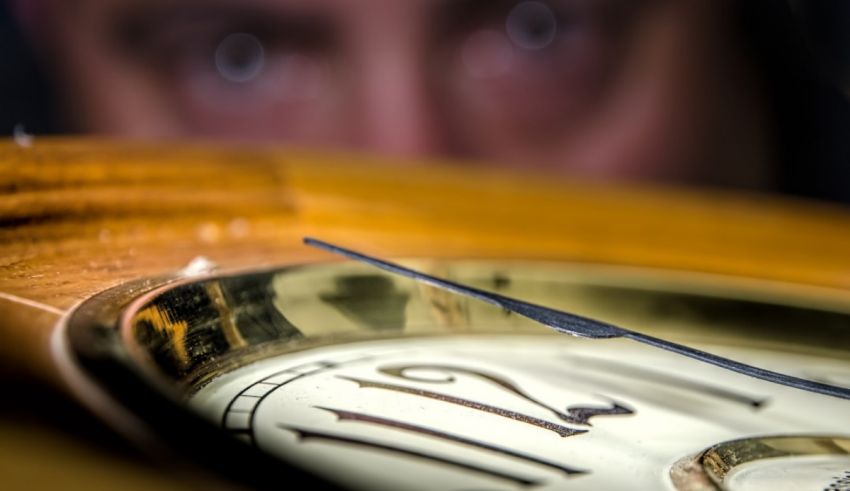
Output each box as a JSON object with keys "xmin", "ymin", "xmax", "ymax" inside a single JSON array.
[{"xmin": 2, "ymin": 140, "xmax": 849, "ymax": 490}]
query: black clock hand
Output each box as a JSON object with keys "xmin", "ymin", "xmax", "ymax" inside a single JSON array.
[{"xmin": 304, "ymin": 237, "xmax": 850, "ymax": 401}]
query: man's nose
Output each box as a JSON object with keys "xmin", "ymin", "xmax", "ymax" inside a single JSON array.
[{"xmin": 352, "ymin": 44, "xmax": 453, "ymax": 159}]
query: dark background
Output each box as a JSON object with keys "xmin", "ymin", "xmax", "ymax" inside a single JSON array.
[
  {"xmin": 0, "ymin": 0, "xmax": 60, "ymax": 135},
  {"xmin": 1, "ymin": 1, "xmax": 848, "ymax": 203}
]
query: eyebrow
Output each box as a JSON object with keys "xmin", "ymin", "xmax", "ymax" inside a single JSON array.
[{"xmin": 109, "ymin": 1, "xmax": 336, "ymax": 52}]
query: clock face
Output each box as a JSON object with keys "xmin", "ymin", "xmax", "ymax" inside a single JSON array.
[
  {"xmin": 189, "ymin": 336, "xmax": 850, "ymax": 491},
  {"xmin": 66, "ymin": 260, "xmax": 850, "ymax": 491}
]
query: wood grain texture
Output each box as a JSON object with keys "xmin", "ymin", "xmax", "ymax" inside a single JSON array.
[
  {"xmin": 4, "ymin": 137, "xmax": 850, "ymax": 381},
  {"xmin": 3, "ymin": 138, "xmax": 850, "ymax": 490}
]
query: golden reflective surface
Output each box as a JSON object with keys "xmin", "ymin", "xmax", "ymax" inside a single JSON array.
[{"xmin": 128, "ymin": 261, "xmax": 850, "ymax": 389}]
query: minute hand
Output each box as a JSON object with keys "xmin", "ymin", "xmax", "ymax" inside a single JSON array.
[{"xmin": 304, "ymin": 237, "xmax": 850, "ymax": 401}]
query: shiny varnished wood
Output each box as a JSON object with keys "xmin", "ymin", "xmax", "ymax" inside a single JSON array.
[{"xmin": 4, "ymin": 138, "xmax": 850, "ymax": 382}]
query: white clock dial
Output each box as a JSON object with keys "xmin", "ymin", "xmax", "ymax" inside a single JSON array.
[{"xmin": 190, "ymin": 335, "xmax": 850, "ymax": 491}]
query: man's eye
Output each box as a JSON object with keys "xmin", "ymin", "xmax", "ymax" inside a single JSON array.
[
  {"xmin": 214, "ymin": 33, "xmax": 265, "ymax": 83},
  {"xmin": 452, "ymin": 0, "xmax": 594, "ymax": 83},
  {"xmin": 505, "ymin": 1, "xmax": 560, "ymax": 51},
  {"xmin": 443, "ymin": 0, "xmax": 618, "ymax": 145}
]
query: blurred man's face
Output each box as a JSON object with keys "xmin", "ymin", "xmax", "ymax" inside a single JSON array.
[{"xmin": 38, "ymin": 0, "xmax": 769, "ymax": 187}]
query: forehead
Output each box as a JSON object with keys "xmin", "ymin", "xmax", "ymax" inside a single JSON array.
[
  {"xmin": 48, "ymin": 0, "xmax": 464, "ymax": 43},
  {"xmin": 62, "ymin": 0, "xmax": 443, "ymax": 18}
]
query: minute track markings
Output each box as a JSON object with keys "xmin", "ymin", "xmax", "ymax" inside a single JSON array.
[{"xmin": 219, "ymin": 355, "xmax": 379, "ymax": 444}]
